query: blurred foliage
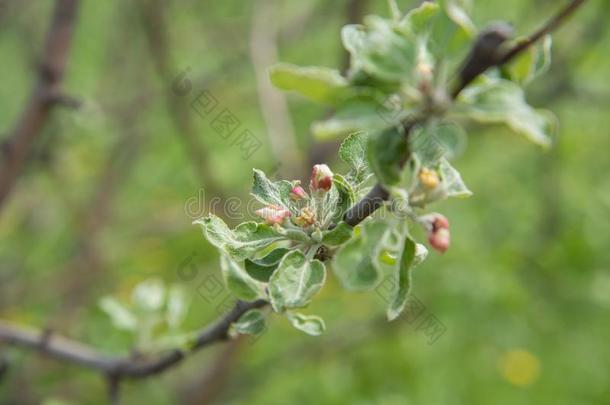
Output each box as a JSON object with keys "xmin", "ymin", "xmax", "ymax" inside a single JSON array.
[{"xmin": 1, "ymin": 0, "xmax": 609, "ymax": 404}]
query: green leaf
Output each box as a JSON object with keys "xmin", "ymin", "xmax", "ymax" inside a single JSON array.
[
  {"xmin": 339, "ymin": 132, "xmax": 370, "ymax": 182},
  {"xmin": 360, "ymin": 16, "xmax": 418, "ymax": 84},
  {"xmin": 231, "ymin": 309, "xmax": 266, "ymax": 336},
  {"xmin": 399, "ymin": 2, "xmax": 441, "ymax": 35},
  {"xmin": 132, "ymin": 278, "xmax": 165, "ymax": 312},
  {"xmin": 322, "ymin": 221, "xmax": 354, "ymax": 247},
  {"xmin": 330, "ymin": 174, "xmax": 356, "ymax": 223},
  {"xmin": 425, "ymin": 0, "xmax": 474, "ymax": 63},
  {"xmin": 367, "ymin": 127, "xmax": 408, "ymax": 186},
  {"xmin": 269, "ymin": 251, "xmax": 326, "ymax": 312},
  {"xmin": 442, "ymin": 0, "xmax": 476, "ymax": 37},
  {"xmin": 166, "ymin": 286, "xmax": 188, "ymax": 329},
  {"xmin": 251, "ymin": 169, "xmax": 292, "ymax": 209},
  {"xmin": 457, "ymin": 77, "xmax": 555, "ymax": 148},
  {"xmin": 438, "ymin": 158, "xmax": 472, "ymax": 198},
  {"xmin": 286, "ymin": 312, "xmax": 326, "ymax": 336},
  {"xmin": 312, "ymin": 101, "xmax": 392, "ymax": 140},
  {"xmin": 387, "ymin": 239, "xmax": 428, "ymax": 321},
  {"xmin": 244, "ymin": 248, "xmax": 290, "ymax": 282},
  {"xmin": 410, "ymin": 121, "xmax": 467, "ymax": 165},
  {"xmin": 220, "ymin": 254, "xmax": 265, "ymax": 301},
  {"xmin": 505, "ymin": 35, "xmax": 552, "ymax": 85},
  {"xmin": 195, "ymin": 215, "xmax": 286, "ymax": 260},
  {"xmin": 342, "ymin": 25, "xmax": 366, "ymax": 64},
  {"xmin": 270, "ymin": 63, "xmax": 351, "ymax": 106},
  {"xmin": 99, "ymin": 297, "xmax": 137, "ymax": 331},
  {"xmin": 332, "ymin": 220, "xmax": 387, "ymax": 291}
]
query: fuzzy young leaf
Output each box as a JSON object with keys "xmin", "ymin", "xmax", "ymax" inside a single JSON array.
[
  {"xmin": 195, "ymin": 215, "xmax": 286, "ymax": 260},
  {"xmin": 251, "ymin": 169, "xmax": 293, "ymax": 209},
  {"xmin": 269, "ymin": 251, "xmax": 326, "ymax": 312},
  {"xmin": 384, "ymin": 227, "xmax": 428, "ymax": 321},
  {"xmin": 339, "ymin": 132, "xmax": 370, "ymax": 182},
  {"xmin": 220, "ymin": 254, "xmax": 265, "ymax": 301},
  {"xmin": 270, "ymin": 63, "xmax": 351, "ymax": 106},
  {"xmin": 457, "ymin": 77, "xmax": 555, "ymax": 148},
  {"xmin": 367, "ymin": 127, "xmax": 409, "ymax": 186},
  {"xmin": 439, "ymin": 158, "xmax": 472, "ymax": 198},
  {"xmin": 348, "ymin": 15, "xmax": 418, "ymax": 84},
  {"xmin": 331, "ymin": 174, "xmax": 356, "ymax": 223},
  {"xmin": 231, "ymin": 309, "xmax": 266, "ymax": 336},
  {"xmin": 332, "ymin": 220, "xmax": 387, "ymax": 291},
  {"xmin": 399, "ymin": 2, "xmax": 441, "ymax": 35},
  {"xmin": 322, "ymin": 221, "xmax": 353, "ymax": 247},
  {"xmin": 387, "ymin": 236, "xmax": 416, "ymax": 321},
  {"xmin": 286, "ymin": 312, "xmax": 326, "ymax": 336},
  {"xmin": 442, "ymin": 0, "xmax": 476, "ymax": 37},
  {"xmin": 99, "ymin": 297, "xmax": 138, "ymax": 331},
  {"xmin": 312, "ymin": 101, "xmax": 393, "ymax": 140},
  {"xmin": 410, "ymin": 121, "xmax": 467, "ymax": 165},
  {"xmin": 244, "ymin": 248, "xmax": 290, "ymax": 282},
  {"xmin": 504, "ymin": 35, "xmax": 552, "ymax": 85},
  {"xmin": 425, "ymin": 0, "xmax": 474, "ymax": 63}
]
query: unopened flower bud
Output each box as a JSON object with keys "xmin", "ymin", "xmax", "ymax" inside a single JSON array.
[
  {"xmin": 290, "ymin": 183, "xmax": 308, "ymax": 200},
  {"xmin": 255, "ymin": 205, "xmax": 291, "ymax": 225},
  {"xmin": 420, "ymin": 213, "xmax": 450, "ymax": 253},
  {"xmin": 428, "ymin": 227, "xmax": 450, "ymax": 253},
  {"xmin": 310, "ymin": 164, "xmax": 333, "ymax": 193},
  {"xmin": 419, "ymin": 167, "xmax": 440, "ymax": 190}
]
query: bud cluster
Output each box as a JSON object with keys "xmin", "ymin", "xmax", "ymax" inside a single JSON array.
[{"xmin": 255, "ymin": 164, "xmax": 334, "ymax": 231}]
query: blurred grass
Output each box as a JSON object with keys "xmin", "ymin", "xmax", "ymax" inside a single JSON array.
[{"xmin": 1, "ymin": 0, "xmax": 609, "ymax": 404}]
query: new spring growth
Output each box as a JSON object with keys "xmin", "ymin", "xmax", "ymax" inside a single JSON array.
[
  {"xmin": 310, "ymin": 164, "xmax": 333, "ymax": 193},
  {"xmin": 255, "ymin": 205, "xmax": 291, "ymax": 225},
  {"xmin": 420, "ymin": 213, "xmax": 451, "ymax": 253},
  {"xmin": 290, "ymin": 182, "xmax": 308, "ymax": 200}
]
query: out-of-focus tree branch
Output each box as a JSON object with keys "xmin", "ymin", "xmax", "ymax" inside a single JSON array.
[
  {"xmin": 136, "ymin": 0, "xmax": 227, "ymax": 197},
  {"xmin": 0, "ymin": 300, "xmax": 266, "ymax": 388},
  {"xmin": 250, "ymin": 0, "xmax": 305, "ymax": 179},
  {"xmin": 0, "ymin": 0, "xmax": 80, "ymax": 211}
]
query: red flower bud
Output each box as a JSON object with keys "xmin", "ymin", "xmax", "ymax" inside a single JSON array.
[
  {"xmin": 255, "ymin": 205, "xmax": 291, "ymax": 225},
  {"xmin": 310, "ymin": 164, "xmax": 333, "ymax": 193},
  {"xmin": 420, "ymin": 213, "xmax": 450, "ymax": 253},
  {"xmin": 428, "ymin": 227, "xmax": 450, "ymax": 253},
  {"xmin": 290, "ymin": 184, "xmax": 308, "ymax": 200}
]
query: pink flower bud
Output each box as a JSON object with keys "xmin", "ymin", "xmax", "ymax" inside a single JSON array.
[
  {"xmin": 290, "ymin": 184, "xmax": 308, "ymax": 200},
  {"xmin": 428, "ymin": 227, "xmax": 450, "ymax": 253},
  {"xmin": 310, "ymin": 164, "xmax": 333, "ymax": 193},
  {"xmin": 420, "ymin": 213, "xmax": 450, "ymax": 253},
  {"xmin": 255, "ymin": 205, "xmax": 291, "ymax": 225}
]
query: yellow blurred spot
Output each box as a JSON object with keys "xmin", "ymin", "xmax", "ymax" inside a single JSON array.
[
  {"xmin": 499, "ymin": 348, "xmax": 541, "ymax": 387},
  {"xmin": 418, "ymin": 168, "xmax": 440, "ymax": 190}
]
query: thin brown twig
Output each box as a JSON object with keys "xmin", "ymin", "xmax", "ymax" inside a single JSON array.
[
  {"xmin": 499, "ymin": 0, "xmax": 587, "ymax": 65},
  {"xmin": 0, "ymin": 0, "xmax": 80, "ymax": 210},
  {"xmin": 0, "ymin": 300, "xmax": 267, "ymax": 379}
]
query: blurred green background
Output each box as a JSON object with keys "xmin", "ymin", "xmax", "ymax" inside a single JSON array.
[{"xmin": 1, "ymin": 0, "xmax": 609, "ymax": 404}]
